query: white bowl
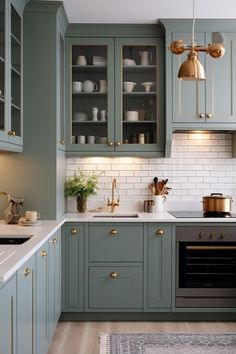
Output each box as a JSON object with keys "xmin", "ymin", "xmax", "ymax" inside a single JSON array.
[
  {"xmin": 123, "ymin": 81, "xmax": 136, "ymax": 93},
  {"xmin": 123, "ymin": 58, "xmax": 136, "ymax": 66},
  {"xmin": 73, "ymin": 112, "xmax": 88, "ymax": 121},
  {"xmin": 93, "ymin": 56, "xmax": 107, "ymax": 66},
  {"xmin": 141, "ymin": 82, "xmax": 154, "ymax": 92},
  {"xmin": 124, "ymin": 111, "xmax": 139, "ymax": 121}
]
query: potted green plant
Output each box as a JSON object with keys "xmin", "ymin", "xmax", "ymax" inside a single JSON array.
[{"xmin": 64, "ymin": 170, "xmax": 100, "ymax": 213}]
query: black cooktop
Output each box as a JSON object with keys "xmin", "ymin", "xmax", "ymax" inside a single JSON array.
[{"xmin": 169, "ymin": 211, "xmax": 236, "ymax": 218}]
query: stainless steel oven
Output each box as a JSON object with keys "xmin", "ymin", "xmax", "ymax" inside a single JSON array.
[{"xmin": 175, "ymin": 225, "xmax": 236, "ymax": 308}]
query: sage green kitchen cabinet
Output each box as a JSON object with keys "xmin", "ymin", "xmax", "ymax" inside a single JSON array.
[
  {"xmin": 162, "ymin": 20, "xmax": 236, "ymax": 133},
  {"xmin": 35, "ymin": 242, "xmax": 49, "ymax": 354},
  {"xmin": 48, "ymin": 230, "xmax": 61, "ymax": 343},
  {"xmin": 0, "ymin": 275, "xmax": 16, "ymax": 354},
  {"xmin": 61, "ymin": 223, "xmax": 85, "ymax": 312},
  {"xmin": 16, "ymin": 256, "xmax": 35, "ymax": 354},
  {"xmin": 0, "ymin": 0, "xmax": 24, "ymax": 152},
  {"xmin": 147, "ymin": 224, "xmax": 172, "ymax": 309},
  {"xmin": 65, "ymin": 25, "xmax": 165, "ymax": 156}
]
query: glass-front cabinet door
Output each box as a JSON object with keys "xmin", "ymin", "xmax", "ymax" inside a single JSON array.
[
  {"xmin": 0, "ymin": 0, "xmax": 6, "ymax": 142},
  {"xmin": 66, "ymin": 38, "xmax": 114, "ymax": 152},
  {"xmin": 115, "ymin": 38, "xmax": 164, "ymax": 154}
]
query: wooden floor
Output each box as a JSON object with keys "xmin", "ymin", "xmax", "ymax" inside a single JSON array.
[{"xmin": 48, "ymin": 321, "xmax": 236, "ymax": 354}]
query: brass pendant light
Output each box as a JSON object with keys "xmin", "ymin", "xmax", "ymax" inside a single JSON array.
[{"xmin": 169, "ymin": 0, "xmax": 225, "ymax": 80}]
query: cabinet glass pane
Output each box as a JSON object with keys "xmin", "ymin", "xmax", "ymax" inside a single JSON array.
[
  {"xmin": 71, "ymin": 45, "xmax": 108, "ymax": 145},
  {"xmin": 11, "ymin": 5, "xmax": 21, "ymax": 137},
  {"xmin": 0, "ymin": 0, "xmax": 5, "ymax": 132},
  {"xmin": 122, "ymin": 45, "xmax": 158, "ymax": 145}
]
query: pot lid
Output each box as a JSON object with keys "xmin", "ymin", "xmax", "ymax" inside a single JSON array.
[{"xmin": 204, "ymin": 193, "xmax": 232, "ymax": 199}]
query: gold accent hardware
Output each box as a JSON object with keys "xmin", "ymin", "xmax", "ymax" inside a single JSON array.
[
  {"xmin": 41, "ymin": 250, "xmax": 47, "ymax": 257},
  {"xmin": 108, "ymin": 141, "xmax": 113, "ymax": 146},
  {"xmin": 8, "ymin": 131, "xmax": 16, "ymax": 136},
  {"xmin": 198, "ymin": 231, "xmax": 204, "ymax": 240},
  {"xmin": 24, "ymin": 268, "xmax": 31, "ymax": 276},
  {"xmin": 70, "ymin": 228, "xmax": 77, "ymax": 235},
  {"xmin": 51, "ymin": 238, "xmax": 58, "ymax": 244},
  {"xmin": 116, "ymin": 141, "xmax": 121, "ymax": 146},
  {"xmin": 186, "ymin": 246, "xmax": 236, "ymax": 250},
  {"xmin": 206, "ymin": 113, "xmax": 212, "ymax": 118},
  {"xmin": 60, "ymin": 139, "xmax": 65, "ymax": 145},
  {"xmin": 199, "ymin": 113, "xmax": 205, "ymax": 118},
  {"xmin": 110, "ymin": 272, "xmax": 119, "ymax": 278},
  {"xmin": 156, "ymin": 229, "xmax": 164, "ymax": 236},
  {"xmin": 110, "ymin": 229, "xmax": 118, "ymax": 235},
  {"xmin": 107, "ymin": 177, "xmax": 120, "ymax": 213},
  {"xmin": 209, "ymin": 231, "xmax": 214, "ymax": 240},
  {"xmin": 220, "ymin": 232, "xmax": 225, "ymax": 240}
]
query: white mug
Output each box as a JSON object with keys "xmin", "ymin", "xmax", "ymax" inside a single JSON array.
[
  {"xmin": 72, "ymin": 81, "xmax": 82, "ymax": 93},
  {"xmin": 25, "ymin": 210, "xmax": 41, "ymax": 222},
  {"xmin": 76, "ymin": 55, "xmax": 87, "ymax": 66},
  {"xmin": 99, "ymin": 80, "xmax": 107, "ymax": 93},
  {"xmin": 82, "ymin": 80, "xmax": 98, "ymax": 93},
  {"xmin": 77, "ymin": 135, "xmax": 85, "ymax": 144}
]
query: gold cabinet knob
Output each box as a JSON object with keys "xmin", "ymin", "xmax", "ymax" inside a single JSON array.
[
  {"xmin": 110, "ymin": 229, "xmax": 118, "ymax": 235},
  {"xmin": 8, "ymin": 130, "xmax": 16, "ymax": 136},
  {"xmin": 70, "ymin": 228, "xmax": 78, "ymax": 235},
  {"xmin": 41, "ymin": 250, "xmax": 47, "ymax": 257},
  {"xmin": 209, "ymin": 231, "xmax": 215, "ymax": 240},
  {"xmin": 156, "ymin": 229, "xmax": 164, "ymax": 236},
  {"xmin": 198, "ymin": 231, "xmax": 204, "ymax": 240},
  {"xmin": 198, "ymin": 113, "xmax": 205, "ymax": 119},
  {"xmin": 24, "ymin": 268, "xmax": 31, "ymax": 276},
  {"xmin": 220, "ymin": 232, "xmax": 225, "ymax": 240},
  {"xmin": 60, "ymin": 139, "xmax": 65, "ymax": 145},
  {"xmin": 110, "ymin": 272, "xmax": 119, "ymax": 278},
  {"xmin": 107, "ymin": 141, "xmax": 113, "ymax": 146},
  {"xmin": 51, "ymin": 238, "xmax": 58, "ymax": 244},
  {"xmin": 206, "ymin": 113, "xmax": 212, "ymax": 118},
  {"xmin": 116, "ymin": 141, "xmax": 121, "ymax": 146}
]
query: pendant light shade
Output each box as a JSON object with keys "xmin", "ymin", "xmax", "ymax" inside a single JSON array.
[{"xmin": 178, "ymin": 50, "xmax": 205, "ymax": 81}]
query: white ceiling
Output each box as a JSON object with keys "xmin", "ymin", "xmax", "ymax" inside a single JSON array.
[{"xmin": 49, "ymin": 0, "xmax": 236, "ymax": 23}]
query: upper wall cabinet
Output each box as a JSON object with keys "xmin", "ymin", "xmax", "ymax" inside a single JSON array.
[
  {"xmin": 0, "ymin": 0, "xmax": 24, "ymax": 152},
  {"xmin": 162, "ymin": 20, "xmax": 236, "ymax": 134},
  {"xmin": 65, "ymin": 25, "xmax": 165, "ymax": 156}
]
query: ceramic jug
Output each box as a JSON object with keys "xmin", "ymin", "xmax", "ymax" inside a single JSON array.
[
  {"xmin": 139, "ymin": 51, "xmax": 152, "ymax": 66},
  {"xmin": 82, "ymin": 80, "xmax": 98, "ymax": 93}
]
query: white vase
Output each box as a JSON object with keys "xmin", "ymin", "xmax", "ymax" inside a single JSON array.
[{"xmin": 153, "ymin": 195, "xmax": 164, "ymax": 212}]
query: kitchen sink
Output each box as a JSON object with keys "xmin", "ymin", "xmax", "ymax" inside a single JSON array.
[
  {"xmin": 93, "ymin": 213, "xmax": 139, "ymax": 218},
  {"xmin": 0, "ymin": 235, "xmax": 33, "ymax": 245}
]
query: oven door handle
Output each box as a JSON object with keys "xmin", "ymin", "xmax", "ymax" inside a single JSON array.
[{"xmin": 186, "ymin": 246, "xmax": 236, "ymax": 250}]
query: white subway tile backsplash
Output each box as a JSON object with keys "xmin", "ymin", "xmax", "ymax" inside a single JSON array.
[{"xmin": 66, "ymin": 133, "xmax": 235, "ymax": 212}]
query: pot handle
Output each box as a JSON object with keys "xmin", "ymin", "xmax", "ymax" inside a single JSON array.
[{"xmin": 210, "ymin": 193, "xmax": 223, "ymax": 196}]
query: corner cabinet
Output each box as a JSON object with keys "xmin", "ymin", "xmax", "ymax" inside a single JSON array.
[
  {"xmin": 0, "ymin": 0, "xmax": 24, "ymax": 152},
  {"xmin": 162, "ymin": 19, "xmax": 236, "ymax": 133},
  {"xmin": 65, "ymin": 25, "xmax": 165, "ymax": 156}
]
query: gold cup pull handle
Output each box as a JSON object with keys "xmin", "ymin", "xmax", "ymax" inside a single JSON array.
[
  {"xmin": 110, "ymin": 229, "xmax": 118, "ymax": 235},
  {"xmin": 41, "ymin": 250, "xmax": 47, "ymax": 257},
  {"xmin": 24, "ymin": 268, "xmax": 31, "ymax": 276},
  {"xmin": 70, "ymin": 228, "xmax": 78, "ymax": 235},
  {"xmin": 209, "ymin": 231, "xmax": 215, "ymax": 240},
  {"xmin": 110, "ymin": 272, "xmax": 119, "ymax": 278},
  {"xmin": 156, "ymin": 229, "xmax": 164, "ymax": 236}
]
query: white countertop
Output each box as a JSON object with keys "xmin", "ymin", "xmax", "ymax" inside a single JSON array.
[{"xmin": 1, "ymin": 211, "xmax": 236, "ymax": 285}]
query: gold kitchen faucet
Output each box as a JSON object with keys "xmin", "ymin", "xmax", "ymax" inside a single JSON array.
[{"xmin": 107, "ymin": 177, "xmax": 119, "ymax": 213}]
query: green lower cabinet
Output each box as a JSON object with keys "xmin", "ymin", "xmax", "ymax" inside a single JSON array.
[
  {"xmin": 0, "ymin": 276, "xmax": 16, "ymax": 354},
  {"xmin": 61, "ymin": 224, "xmax": 84, "ymax": 311},
  {"xmin": 147, "ymin": 224, "xmax": 172, "ymax": 309},
  {"xmin": 16, "ymin": 256, "xmax": 35, "ymax": 354},
  {"xmin": 87, "ymin": 264, "xmax": 143, "ymax": 311},
  {"xmin": 48, "ymin": 230, "xmax": 61, "ymax": 343},
  {"xmin": 35, "ymin": 242, "xmax": 49, "ymax": 354}
]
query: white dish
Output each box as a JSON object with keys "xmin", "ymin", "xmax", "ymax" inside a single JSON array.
[
  {"xmin": 73, "ymin": 112, "xmax": 88, "ymax": 121},
  {"xmin": 123, "ymin": 58, "xmax": 136, "ymax": 66},
  {"xmin": 93, "ymin": 56, "xmax": 107, "ymax": 66}
]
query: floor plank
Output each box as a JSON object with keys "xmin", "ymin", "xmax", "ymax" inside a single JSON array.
[{"xmin": 48, "ymin": 321, "xmax": 236, "ymax": 354}]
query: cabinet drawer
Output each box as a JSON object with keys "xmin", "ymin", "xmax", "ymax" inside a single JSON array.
[
  {"xmin": 88, "ymin": 265, "xmax": 143, "ymax": 309},
  {"xmin": 88, "ymin": 224, "xmax": 144, "ymax": 262}
]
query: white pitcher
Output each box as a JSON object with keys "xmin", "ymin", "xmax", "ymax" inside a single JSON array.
[{"xmin": 139, "ymin": 51, "xmax": 152, "ymax": 66}]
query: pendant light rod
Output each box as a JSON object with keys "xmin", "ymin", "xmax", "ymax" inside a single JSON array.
[{"xmin": 191, "ymin": 0, "xmax": 195, "ymax": 47}]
